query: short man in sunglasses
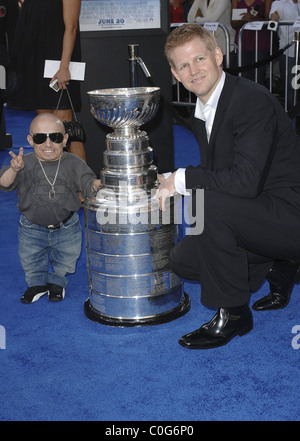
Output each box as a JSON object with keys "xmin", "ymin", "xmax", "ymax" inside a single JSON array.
[{"xmin": 0, "ymin": 113, "xmax": 100, "ymax": 304}]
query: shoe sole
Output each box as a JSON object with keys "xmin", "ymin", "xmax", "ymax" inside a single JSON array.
[{"xmin": 21, "ymin": 291, "xmax": 49, "ymax": 304}]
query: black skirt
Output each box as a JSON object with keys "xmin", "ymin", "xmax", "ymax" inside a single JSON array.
[{"xmin": 8, "ymin": 0, "xmax": 82, "ymax": 112}]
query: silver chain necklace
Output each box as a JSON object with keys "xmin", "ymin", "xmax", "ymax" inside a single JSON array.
[{"xmin": 37, "ymin": 156, "xmax": 61, "ymax": 200}]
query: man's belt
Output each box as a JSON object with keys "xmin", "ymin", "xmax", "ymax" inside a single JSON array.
[{"xmin": 46, "ymin": 212, "xmax": 75, "ymax": 230}]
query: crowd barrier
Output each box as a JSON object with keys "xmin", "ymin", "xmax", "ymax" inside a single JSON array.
[{"xmin": 171, "ymin": 21, "xmax": 300, "ymax": 119}]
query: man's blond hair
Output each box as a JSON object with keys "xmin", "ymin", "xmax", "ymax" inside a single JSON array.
[{"xmin": 165, "ymin": 24, "xmax": 218, "ymax": 68}]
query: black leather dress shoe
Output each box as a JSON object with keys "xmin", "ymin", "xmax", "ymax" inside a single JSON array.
[
  {"xmin": 178, "ymin": 304, "xmax": 253, "ymax": 349},
  {"xmin": 252, "ymin": 260, "xmax": 300, "ymax": 311}
]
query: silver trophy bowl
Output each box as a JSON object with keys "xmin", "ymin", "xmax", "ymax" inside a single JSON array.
[
  {"xmin": 84, "ymin": 87, "xmax": 190, "ymax": 326},
  {"xmin": 88, "ymin": 87, "xmax": 160, "ymax": 131}
]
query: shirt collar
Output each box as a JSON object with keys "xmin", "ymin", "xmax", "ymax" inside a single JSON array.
[{"xmin": 194, "ymin": 71, "xmax": 226, "ymax": 120}]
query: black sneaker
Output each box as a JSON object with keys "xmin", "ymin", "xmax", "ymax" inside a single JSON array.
[
  {"xmin": 21, "ymin": 286, "xmax": 49, "ymax": 304},
  {"xmin": 47, "ymin": 283, "xmax": 65, "ymax": 302}
]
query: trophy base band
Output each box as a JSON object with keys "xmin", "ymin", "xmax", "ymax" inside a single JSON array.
[{"xmin": 84, "ymin": 292, "xmax": 190, "ymax": 327}]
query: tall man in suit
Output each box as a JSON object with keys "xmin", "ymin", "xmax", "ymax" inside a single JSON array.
[{"xmin": 156, "ymin": 24, "xmax": 300, "ymax": 349}]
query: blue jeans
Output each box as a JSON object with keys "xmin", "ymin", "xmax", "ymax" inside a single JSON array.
[{"xmin": 18, "ymin": 213, "xmax": 82, "ymax": 288}]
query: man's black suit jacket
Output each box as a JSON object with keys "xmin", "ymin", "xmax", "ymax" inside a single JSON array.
[{"xmin": 185, "ymin": 73, "xmax": 300, "ymax": 200}]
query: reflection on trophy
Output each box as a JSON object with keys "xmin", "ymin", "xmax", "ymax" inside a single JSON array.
[{"xmin": 84, "ymin": 87, "xmax": 190, "ymax": 326}]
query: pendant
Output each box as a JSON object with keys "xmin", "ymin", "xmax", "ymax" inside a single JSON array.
[{"xmin": 49, "ymin": 187, "xmax": 55, "ymax": 200}]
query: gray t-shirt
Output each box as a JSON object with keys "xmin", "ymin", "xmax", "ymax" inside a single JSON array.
[{"xmin": 0, "ymin": 151, "xmax": 96, "ymax": 226}]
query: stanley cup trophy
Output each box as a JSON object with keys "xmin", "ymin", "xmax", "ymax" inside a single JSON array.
[{"xmin": 84, "ymin": 87, "xmax": 190, "ymax": 326}]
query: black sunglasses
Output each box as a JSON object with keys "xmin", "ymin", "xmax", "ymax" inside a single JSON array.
[{"xmin": 31, "ymin": 132, "xmax": 64, "ymax": 144}]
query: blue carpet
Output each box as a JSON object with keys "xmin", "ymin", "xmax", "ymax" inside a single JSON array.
[{"xmin": 1, "ymin": 108, "xmax": 300, "ymax": 422}]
